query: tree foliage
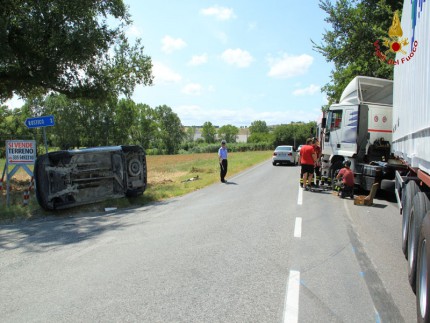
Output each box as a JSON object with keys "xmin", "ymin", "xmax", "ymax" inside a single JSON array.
[
  {"xmin": 153, "ymin": 105, "xmax": 184, "ymax": 154},
  {"xmin": 218, "ymin": 124, "xmax": 239, "ymax": 143},
  {"xmin": 313, "ymin": 0, "xmax": 403, "ymax": 106},
  {"xmin": 249, "ymin": 120, "xmax": 269, "ymax": 134},
  {"xmin": 201, "ymin": 121, "xmax": 217, "ymax": 143},
  {"xmin": 0, "ymin": 0, "xmax": 153, "ymax": 102},
  {"xmin": 273, "ymin": 122, "xmax": 317, "ymax": 148},
  {"xmin": 247, "ymin": 132, "xmax": 274, "ymax": 144}
]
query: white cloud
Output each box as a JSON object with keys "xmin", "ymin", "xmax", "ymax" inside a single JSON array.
[
  {"xmin": 215, "ymin": 31, "xmax": 228, "ymax": 43},
  {"xmin": 188, "ymin": 54, "xmax": 208, "ymax": 66},
  {"xmin": 161, "ymin": 35, "xmax": 187, "ymax": 54},
  {"xmin": 293, "ymin": 84, "xmax": 321, "ymax": 96},
  {"xmin": 182, "ymin": 83, "xmax": 203, "ymax": 95},
  {"xmin": 267, "ymin": 53, "xmax": 314, "ymax": 79},
  {"xmin": 152, "ymin": 61, "xmax": 182, "ymax": 84},
  {"xmin": 200, "ymin": 6, "xmax": 235, "ymax": 20},
  {"xmin": 3, "ymin": 95, "xmax": 25, "ymax": 109},
  {"xmin": 126, "ymin": 25, "xmax": 142, "ymax": 38},
  {"xmin": 221, "ymin": 49, "xmax": 254, "ymax": 68}
]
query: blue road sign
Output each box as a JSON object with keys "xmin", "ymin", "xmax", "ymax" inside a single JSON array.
[{"xmin": 25, "ymin": 115, "xmax": 55, "ymax": 128}]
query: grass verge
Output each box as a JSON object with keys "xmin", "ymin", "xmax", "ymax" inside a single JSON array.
[{"xmin": 0, "ymin": 151, "xmax": 271, "ymax": 222}]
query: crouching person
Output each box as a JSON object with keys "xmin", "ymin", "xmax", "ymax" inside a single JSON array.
[{"xmin": 336, "ymin": 160, "xmax": 354, "ymax": 198}]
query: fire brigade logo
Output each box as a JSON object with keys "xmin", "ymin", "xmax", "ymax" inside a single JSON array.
[
  {"xmin": 383, "ymin": 11, "xmax": 408, "ymax": 55},
  {"xmin": 374, "ymin": 11, "xmax": 417, "ymax": 65}
]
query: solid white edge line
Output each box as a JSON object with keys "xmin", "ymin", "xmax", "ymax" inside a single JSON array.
[
  {"xmin": 297, "ymin": 186, "xmax": 303, "ymax": 205},
  {"xmin": 284, "ymin": 270, "xmax": 300, "ymax": 323},
  {"xmin": 294, "ymin": 217, "xmax": 302, "ymax": 238}
]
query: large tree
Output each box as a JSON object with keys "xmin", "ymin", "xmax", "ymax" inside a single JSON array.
[
  {"xmin": 218, "ymin": 124, "xmax": 239, "ymax": 143},
  {"xmin": 154, "ymin": 105, "xmax": 184, "ymax": 154},
  {"xmin": 313, "ymin": 0, "xmax": 403, "ymax": 106},
  {"xmin": 0, "ymin": 0, "xmax": 153, "ymax": 102},
  {"xmin": 273, "ymin": 122, "xmax": 316, "ymax": 147},
  {"xmin": 249, "ymin": 120, "xmax": 269, "ymax": 134},
  {"xmin": 201, "ymin": 121, "xmax": 216, "ymax": 143}
]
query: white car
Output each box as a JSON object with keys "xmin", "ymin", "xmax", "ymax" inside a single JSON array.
[{"xmin": 272, "ymin": 145, "xmax": 298, "ymax": 166}]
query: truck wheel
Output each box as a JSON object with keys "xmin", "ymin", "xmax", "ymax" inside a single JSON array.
[
  {"xmin": 403, "ymin": 181, "xmax": 420, "ymax": 258},
  {"xmin": 408, "ymin": 193, "xmax": 430, "ymax": 292},
  {"xmin": 416, "ymin": 213, "xmax": 430, "ymax": 323}
]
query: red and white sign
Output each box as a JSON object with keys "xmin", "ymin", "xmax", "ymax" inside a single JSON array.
[{"xmin": 6, "ymin": 140, "xmax": 37, "ymax": 164}]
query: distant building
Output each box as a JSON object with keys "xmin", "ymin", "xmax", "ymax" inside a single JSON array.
[{"xmin": 237, "ymin": 127, "xmax": 249, "ymax": 143}]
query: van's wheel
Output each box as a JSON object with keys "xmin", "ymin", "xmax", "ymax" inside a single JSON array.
[
  {"xmin": 408, "ymin": 192, "xmax": 430, "ymax": 292},
  {"xmin": 403, "ymin": 181, "xmax": 420, "ymax": 258},
  {"xmin": 128, "ymin": 158, "xmax": 142, "ymax": 177},
  {"xmin": 416, "ymin": 212, "xmax": 430, "ymax": 323}
]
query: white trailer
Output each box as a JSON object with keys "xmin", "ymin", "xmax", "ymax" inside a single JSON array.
[{"xmin": 392, "ymin": 1, "xmax": 430, "ymax": 322}]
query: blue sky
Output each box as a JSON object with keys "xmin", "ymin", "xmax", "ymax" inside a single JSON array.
[{"xmin": 7, "ymin": 1, "xmax": 334, "ymax": 127}]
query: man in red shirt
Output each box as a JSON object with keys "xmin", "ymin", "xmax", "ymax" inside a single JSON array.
[
  {"xmin": 300, "ymin": 138, "xmax": 317, "ymax": 191},
  {"xmin": 312, "ymin": 138, "xmax": 322, "ymax": 186},
  {"xmin": 336, "ymin": 160, "xmax": 354, "ymax": 198}
]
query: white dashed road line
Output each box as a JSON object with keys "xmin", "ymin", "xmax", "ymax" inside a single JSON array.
[
  {"xmin": 283, "ymin": 186, "xmax": 304, "ymax": 322},
  {"xmin": 297, "ymin": 186, "xmax": 303, "ymax": 205},
  {"xmin": 283, "ymin": 270, "xmax": 301, "ymax": 323},
  {"xmin": 294, "ymin": 217, "xmax": 302, "ymax": 238}
]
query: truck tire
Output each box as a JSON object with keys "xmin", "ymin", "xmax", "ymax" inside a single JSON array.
[
  {"xmin": 408, "ymin": 193, "xmax": 430, "ymax": 292},
  {"xmin": 403, "ymin": 181, "xmax": 420, "ymax": 258},
  {"xmin": 329, "ymin": 160, "xmax": 343, "ymax": 189},
  {"xmin": 416, "ymin": 212, "xmax": 430, "ymax": 323}
]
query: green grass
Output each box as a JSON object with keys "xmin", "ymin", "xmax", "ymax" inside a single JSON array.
[{"xmin": 0, "ymin": 151, "xmax": 272, "ymax": 222}]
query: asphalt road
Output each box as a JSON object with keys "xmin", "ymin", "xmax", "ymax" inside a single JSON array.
[{"xmin": 0, "ymin": 160, "xmax": 417, "ymax": 322}]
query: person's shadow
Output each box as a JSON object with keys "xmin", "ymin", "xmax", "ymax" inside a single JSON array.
[{"xmin": 224, "ymin": 181, "xmax": 238, "ymax": 185}]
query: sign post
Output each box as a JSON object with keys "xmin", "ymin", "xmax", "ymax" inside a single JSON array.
[
  {"xmin": 24, "ymin": 115, "xmax": 55, "ymax": 153},
  {"xmin": 4, "ymin": 140, "xmax": 37, "ymax": 207}
]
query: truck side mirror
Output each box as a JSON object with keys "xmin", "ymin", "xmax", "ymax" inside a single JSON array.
[{"xmin": 322, "ymin": 118, "xmax": 327, "ymax": 128}]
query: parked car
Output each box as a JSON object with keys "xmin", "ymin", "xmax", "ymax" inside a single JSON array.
[
  {"xmin": 272, "ymin": 145, "xmax": 298, "ymax": 166},
  {"xmin": 297, "ymin": 144, "xmax": 304, "ymax": 152},
  {"xmin": 34, "ymin": 145, "xmax": 147, "ymax": 210}
]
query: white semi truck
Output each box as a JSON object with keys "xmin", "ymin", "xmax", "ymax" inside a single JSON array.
[
  {"xmin": 319, "ymin": 75, "xmax": 406, "ymax": 191},
  {"xmin": 320, "ymin": 1, "xmax": 430, "ymax": 320},
  {"xmin": 392, "ymin": 1, "xmax": 430, "ymax": 322}
]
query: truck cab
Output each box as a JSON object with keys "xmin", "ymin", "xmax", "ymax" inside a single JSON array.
[{"xmin": 321, "ymin": 76, "xmax": 395, "ymax": 190}]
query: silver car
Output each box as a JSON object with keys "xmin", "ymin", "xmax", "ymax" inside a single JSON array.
[{"xmin": 272, "ymin": 145, "xmax": 298, "ymax": 166}]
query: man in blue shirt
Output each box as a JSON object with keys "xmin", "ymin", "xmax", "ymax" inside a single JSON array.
[{"xmin": 218, "ymin": 140, "xmax": 228, "ymax": 183}]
